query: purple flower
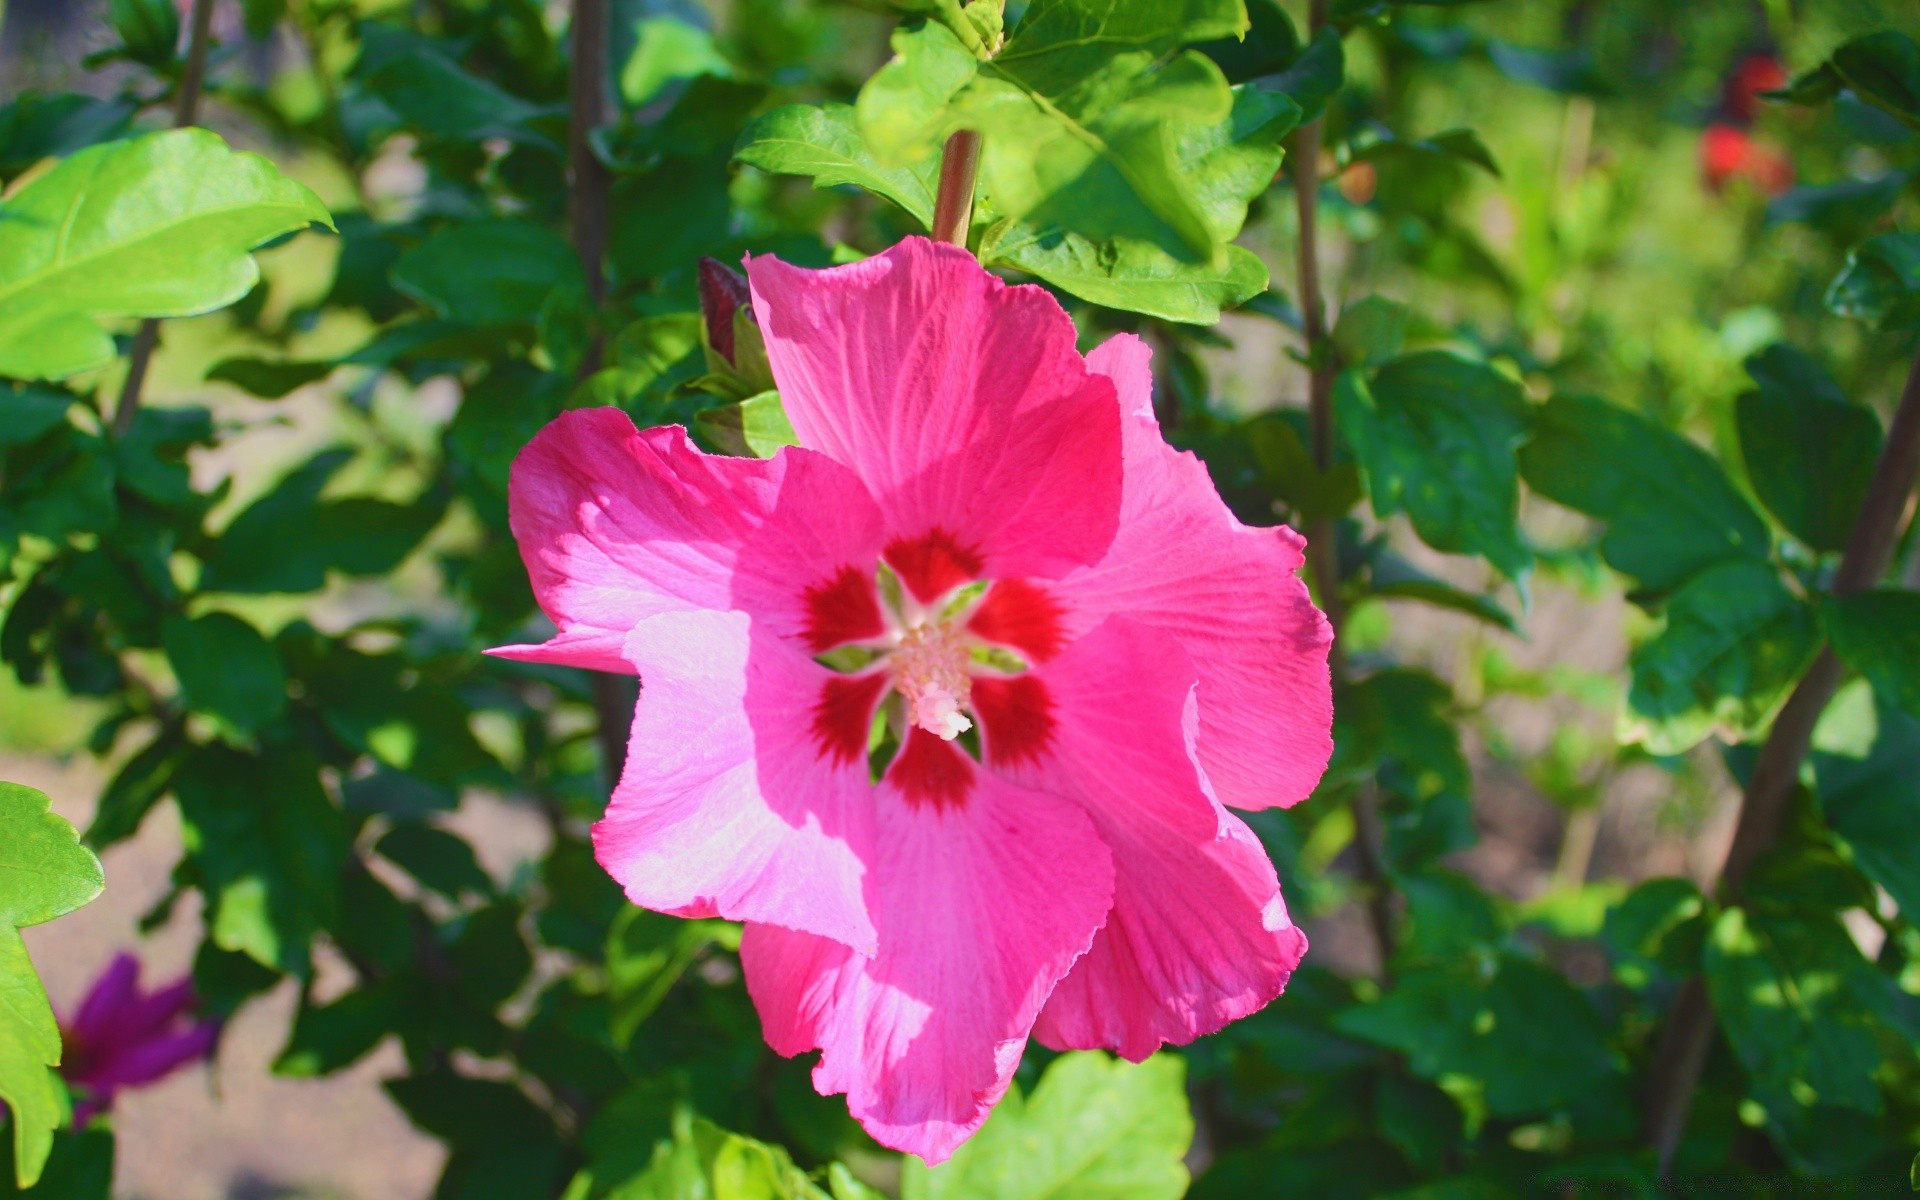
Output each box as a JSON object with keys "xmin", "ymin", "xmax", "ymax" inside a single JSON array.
[{"xmin": 59, "ymin": 954, "xmax": 219, "ymax": 1125}]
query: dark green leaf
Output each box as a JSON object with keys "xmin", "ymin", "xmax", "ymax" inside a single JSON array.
[
  {"xmin": 1824, "ymin": 590, "xmax": 1920, "ymax": 721},
  {"xmin": 0, "ymin": 94, "xmax": 136, "ymax": 180},
  {"xmin": 205, "ymin": 357, "xmax": 336, "ymax": 399},
  {"xmin": 1815, "ymin": 696, "xmax": 1920, "ymax": 918},
  {"xmin": 1334, "ymin": 955, "xmax": 1617, "ymax": 1118},
  {"xmin": 386, "ymin": 1070, "xmax": 568, "ymax": 1200},
  {"xmin": 1485, "ymin": 39, "xmax": 1609, "ymax": 95},
  {"xmin": 1625, "ymin": 559, "xmax": 1819, "ymax": 754},
  {"xmin": 274, "ymin": 984, "xmax": 401, "ymax": 1078},
  {"xmin": 1828, "ymin": 32, "xmax": 1920, "ymax": 131},
  {"xmin": 109, "ymin": 0, "xmax": 179, "ymax": 67},
  {"xmin": 1196, "ymin": 0, "xmax": 1301, "ymax": 85},
  {"xmin": 606, "ymin": 907, "xmax": 739, "ymax": 1048},
  {"xmin": 1827, "ymin": 232, "xmax": 1920, "ymax": 329},
  {"xmin": 1338, "ymin": 353, "xmax": 1531, "ymax": 579},
  {"xmin": 1602, "ymin": 877, "xmax": 1709, "ymax": 986},
  {"xmin": 376, "ymin": 824, "xmax": 494, "ymax": 900},
  {"xmin": 1520, "ymin": 393, "xmax": 1771, "ymax": 593},
  {"xmin": 1735, "ymin": 346, "xmax": 1882, "ymax": 553},
  {"xmin": 1256, "ymin": 26, "xmax": 1343, "ymax": 120},
  {"xmin": 174, "ymin": 746, "xmax": 347, "ymax": 974},
  {"xmin": 88, "ymin": 726, "xmax": 187, "ymax": 849},
  {"xmin": 162, "ymin": 612, "xmax": 288, "ymax": 736},
  {"xmin": 392, "ymin": 219, "xmax": 585, "ymax": 328},
  {"xmin": 363, "ymin": 50, "xmax": 554, "ymax": 146}
]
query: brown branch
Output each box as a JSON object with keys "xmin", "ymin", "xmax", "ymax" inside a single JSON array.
[
  {"xmin": 1643, "ymin": 343, "xmax": 1920, "ymax": 1177},
  {"xmin": 563, "ymin": 0, "xmax": 634, "ymax": 785},
  {"xmin": 931, "ymin": 130, "xmax": 981, "ymax": 247},
  {"xmin": 1286, "ymin": 0, "xmax": 1393, "ymax": 972},
  {"xmin": 113, "ymin": 0, "xmax": 218, "ymax": 437}
]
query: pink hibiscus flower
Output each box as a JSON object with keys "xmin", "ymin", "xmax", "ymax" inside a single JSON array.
[
  {"xmin": 60, "ymin": 954, "xmax": 220, "ymax": 1126},
  {"xmin": 495, "ymin": 237, "xmax": 1333, "ymax": 1161}
]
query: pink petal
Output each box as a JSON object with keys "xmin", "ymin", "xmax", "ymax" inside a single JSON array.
[
  {"xmin": 740, "ymin": 768, "xmax": 1115, "ymax": 1163},
  {"xmin": 67, "ymin": 1020, "xmax": 217, "ymax": 1094},
  {"xmin": 745, "ymin": 238, "xmax": 1124, "ymax": 593},
  {"xmin": 64, "ymin": 954, "xmax": 139, "ymax": 1048},
  {"xmin": 492, "ymin": 409, "xmax": 886, "ymax": 670},
  {"xmin": 1000, "ymin": 618, "xmax": 1309, "ymax": 1060},
  {"xmin": 593, "ymin": 609, "xmax": 878, "ymax": 953},
  {"xmin": 1054, "ymin": 334, "xmax": 1334, "ymax": 810}
]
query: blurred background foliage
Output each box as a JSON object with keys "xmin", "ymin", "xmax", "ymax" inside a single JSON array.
[{"xmin": 2, "ymin": 0, "xmax": 1920, "ymax": 1196}]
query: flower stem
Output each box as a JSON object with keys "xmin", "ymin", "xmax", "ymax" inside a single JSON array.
[
  {"xmin": 1642, "ymin": 343, "xmax": 1920, "ymax": 1177},
  {"xmin": 931, "ymin": 130, "xmax": 982, "ymax": 248},
  {"xmin": 1288, "ymin": 0, "xmax": 1395, "ymax": 975},
  {"xmin": 113, "ymin": 0, "xmax": 217, "ymax": 437}
]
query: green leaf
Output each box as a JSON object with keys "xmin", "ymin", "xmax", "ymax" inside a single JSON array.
[
  {"xmin": 1827, "ymin": 232, "xmax": 1920, "ymax": 330},
  {"xmin": 1624, "ymin": 559, "xmax": 1819, "ymax": 755},
  {"xmin": 606, "ymin": 908, "xmax": 739, "ymax": 1049},
  {"xmin": 1330, "ymin": 296, "xmax": 1411, "ymax": 367},
  {"xmin": 161, "ymin": 612, "xmax": 288, "ymax": 737},
  {"xmin": 205, "ymin": 357, "xmax": 336, "ymax": 399},
  {"xmin": 1350, "ymin": 127, "xmax": 1500, "ymax": 178},
  {"xmin": 860, "ymin": 3, "xmax": 1247, "ymax": 263},
  {"xmin": 392, "ymin": 219, "xmax": 585, "ymax": 328},
  {"xmin": 1338, "ymin": 353, "xmax": 1531, "ymax": 579},
  {"xmin": 387, "ymin": 1070, "xmax": 568, "ymax": 1200},
  {"xmin": 109, "ymin": 0, "xmax": 179, "ymax": 67},
  {"xmin": 1814, "ymin": 699, "xmax": 1920, "ymax": 918},
  {"xmin": 88, "ymin": 726, "xmax": 187, "ymax": 850},
  {"xmin": 1519, "ymin": 393, "xmax": 1771, "ymax": 593},
  {"xmin": 1602, "ymin": 877, "xmax": 1709, "ymax": 987},
  {"xmin": 587, "ymin": 1110, "xmax": 840, "ymax": 1200},
  {"xmin": 0, "ymin": 1127, "xmax": 113, "ymax": 1199},
  {"xmin": 1485, "ymin": 39, "xmax": 1609, "ymax": 96},
  {"xmin": 1334, "ymin": 954, "xmax": 1617, "ymax": 1118},
  {"xmin": 1254, "ymin": 26, "xmax": 1343, "ymax": 120},
  {"xmin": 197, "ymin": 452, "xmax": 447, "ymax": 594},
  {"xmin": 1824, "ymin": 590, "xmax": 1920, "ymax": 721},
  {"xmin": 620, "ymin": 15, "xmax": 730, "ymax": 106},
  {"xmin": 375, "ymin": 824, "xmax": 493, "ymax": 901},
  {"xmin": 903, "ymin": 1052, "xmax": 1191, "ymax": 1200},
  {"xmin": 1821, "ymin": 32, "xmax": 1920, "ymax": 131},
  {"xmin": 734, "ymin": 104, "xmax": 939, "ymax": 226},
  {"xmin": 1196, "ymin": 0, "xmax": 1302, "ymax": 85},
  {"xmin": 693, "ymin": 391, "xmax": 799, "ymax": 459},
  {"xmin": 363, "ymin": 50, "xmax": 553, "ymax": 146},
  {"xmin": 174, "ymin": 746, "xmax": 347, "ymax": 975},
  {"xmin": 985, "ymin": 84, "xmax": 1294, "ymax": 320},
  {"xmin": 1734, "ymin": 346, "xmax": 1882, "ymax": 553},
  {"xmin": 0, "ymin": 782, "xmax": 104, "ymax": 1188},
  {"xmin": 0, "ymin": 129, "xmax": 332, "ymax": 381},
  {"xmin": 1704, "ymin": 907, "xmax": 1899, "ymax": 1118},
  {"xmin": 0, "ymin": 93, "xmax": 136, "ymax": 179}
]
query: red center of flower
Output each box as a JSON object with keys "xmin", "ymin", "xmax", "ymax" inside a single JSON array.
[{"xmin": 801, "ymin": 530, "xmax": 1067, "ymax": 810}]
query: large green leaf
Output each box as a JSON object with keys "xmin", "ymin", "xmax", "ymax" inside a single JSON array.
[
  {"xmin": 1823, "ymin": 590, "xmax": 1920, "ymax": 721},
  {"xmin": 1814, "ymin": 700, "xmax": 1920, "ymax": 918},
  {"xmin": 1338, "ymin": 352, "xmax": 1531, "ymax": 580},
  {"xmin": 857, "ymin": 0, "xmax": 1249, "ymax": 262},
  {"xmin": 1780, "ymin": 32, "xmax": 1920, "ymax": 131},
  {"xmin": 734, "ymin": 104, "xmax": 940, "ymax": 226},
  {"xmin": 1334, "ymin": 954, "xmax": 1617, "ymax": 1118},
  {"xmin": 903, "ymin": 1052, "xmax": 1191, "ymax": 1200},
  {"xmin": 0, "ymin": 129, "xmax": 331, "ymax": 380},
  {"xmin": 1624, "ymin": 559, "xmax": 1819, "ymax": 755},
  {"xmin": 161, "ymin": 612, "xmax": 288, "ymax": 737},
  {"xmin": 984, "ymin": 85, "xmax": 1297, "ymax": 321},
  {"xmin": 1705, "ymin": 907, "xmax": 1901, "ymax": 1119},
  {"xmin": 1735, "ymin": 345, "xmax": 1882, "ymax": 553},
  {"xmin": 0, "ymin": 783, "xmax": 104, "ymax": 1188},
  {"xmin": 392, "ymin": 218, "xmax": 586, "ymax": 328},
  {"xmin": 1519, "ymin": 393, "xmax": 1771, "ymax": 594},
  {"xmin": 174, "ymin": 746, "xmax": 347, "ymax": 975}
]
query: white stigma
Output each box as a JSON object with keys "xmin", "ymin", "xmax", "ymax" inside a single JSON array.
[{"xmin": 891, "ymin": 620, "xmax": 974, "ymax": 741}]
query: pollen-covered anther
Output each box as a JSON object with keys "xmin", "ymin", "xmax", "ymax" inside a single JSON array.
[{"xmin": 891, "ymin": 619, "xmax": 974, "ymax": 740}]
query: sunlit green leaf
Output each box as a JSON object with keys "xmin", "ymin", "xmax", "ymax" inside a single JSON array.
[
  {"xmin": 0, "ymin": 782, "xmax": 104, "ymax": 1187},
  {"xmin": 735, "ymin": 104, "xmax": 939, "ymax": 226},
  {"xmin": 0, "ymin": 129, "xmax": 331, "ymax": 380},
  {"xmin": 1823, "ymin": 590, "xmax": 1920, "ymax": 721},
  {"xmin": 904, "ymin": 1052, "xmax": 1191, "ymax": 1200}
]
